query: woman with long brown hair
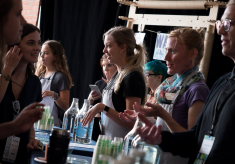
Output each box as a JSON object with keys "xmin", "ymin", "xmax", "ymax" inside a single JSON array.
[
  {"xmin": 0, "ymin": 22, "xmax": 44, "ymax": 163},
  {"xmin": 36, "ymin": 40, "xmax": 73, "ymax": 127}
]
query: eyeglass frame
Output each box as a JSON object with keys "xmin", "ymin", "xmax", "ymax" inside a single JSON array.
[
  {"xmin": 216, "ymin": 19, "xmax": 235, "ymax": 32},
  {"xmin": 145, "ymin": 73, "xmax": 159, "ymax": 78}
]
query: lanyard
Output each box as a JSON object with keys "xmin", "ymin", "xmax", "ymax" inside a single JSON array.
[{"xmin": 209, "ymin": 79, "xmax": 235, "ymax": 136}]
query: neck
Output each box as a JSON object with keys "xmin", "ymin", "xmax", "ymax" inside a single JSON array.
[
  {"xmin": 177, "ymin": 64, "xmax": 195, "ymax": 77},
  {"xmin": 150, "ymin": 82, "xmax": 161, "ymax": 94},
  {"xmin": 117, "ymin": 61, "xmax": 128, "ymax": 73},
  {"xmin": 13, "ymin": 61, "xmax": 28, "ymax": 78},
  {"xmin": 45, "ymin": 65, "xmax": 55, "ymax": 73}
]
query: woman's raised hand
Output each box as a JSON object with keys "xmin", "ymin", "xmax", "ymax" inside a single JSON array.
[
  {"xmin": 2, "ymin": 45, "xmax": 23, "ymax": 74},
  {"xmin": 135, "ymin": 113, "xmax": 162, "ymax": 145},
  {"xmin": 119, "ymin": 110, "xmax": 138, "ymax": 122},
  {"xmin": 88, "ymin": 90, "xmax": 101, "ymax": 101},
  {"xmin": 133, "ymin": 102, "xmax": 165, "ymax": 117}
]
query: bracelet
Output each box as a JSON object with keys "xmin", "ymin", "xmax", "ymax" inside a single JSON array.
[
  {"xmin": 1, "ymin": 74, "xmax": 11, "ymax": 81},
  {"xmin": 53, "ymin": 91, "xmax": 59, "ymax": 100},
  {"xmin": 102, "ymin": 106, "xmax": 110, "ymax": 115}
]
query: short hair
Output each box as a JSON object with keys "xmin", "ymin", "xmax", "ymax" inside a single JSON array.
[
  {"xmin": 100, "ymin": 54, "xmax": 107, "ymax": 67},
  {"xmin": 143, "ymin": 60, "xmax": 167, "ymax": 82}
]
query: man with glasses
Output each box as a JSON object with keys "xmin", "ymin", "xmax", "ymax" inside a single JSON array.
[{"xmin": 135, "ymin": 0, "xmax": 235, "ymax": 163}]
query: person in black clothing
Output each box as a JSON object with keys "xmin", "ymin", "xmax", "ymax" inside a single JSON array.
[
  {"xmin": 89, "ymin": 54, "xmax": 117, "ymax": 141},
  {"xmin": 82, "ymin": 26, "xmax": 146, "ymax": 139},
  {"xmin": 135, "ymin": 1, "xmax": 235, "ymax": 163},
  {"xmin": 0, "ymin": 0, "xmax": 44, "ymax": 141},
  {"xmin": 0, "ymin": 23, "xmax": 43, "ymax": 164}
]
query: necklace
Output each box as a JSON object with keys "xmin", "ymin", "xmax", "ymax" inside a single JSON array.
[{"xmin": 11, "ymin": 78, "xmax": 26, "ymax": 88}]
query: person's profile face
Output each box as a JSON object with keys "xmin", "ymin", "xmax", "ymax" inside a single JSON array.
[
  {"xmin": 40, "ymin": 44, "xmax": 56, "ymax": 67},
  {"xmin": 217, "ymin": 5, "xmax": 235, "ymax": 60},
  {"xmin": 3, "ymin": 0, "xmax": 26, "ymax": 45},
  {"xmin": 164, "ymin": 37, "xmax": 192, "ymax": 76}
]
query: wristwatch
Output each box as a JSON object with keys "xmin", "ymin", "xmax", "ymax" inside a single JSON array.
[
  {"xmin": 1, "ymin": 74, "xmax": 11, "ymax": 81},
  {"xmin": 103, "ymin": 106, "xmax": 110, "ymax": 115},
  {"xmin": 53, "ymin": 92, "xmax": 59, "ymax": 100}
]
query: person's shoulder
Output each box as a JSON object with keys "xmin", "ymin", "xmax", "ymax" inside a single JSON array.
[
  {"xmin": 124, "ymin": 70, "xmax": 143, "ymax": 80},
  {"xmin": 188, "ymin": 80, "xmax": 209, "ymax": 91},
  {"xmin": 28, "ymin": 75, "xmax": 40, "ymax": 83},
  {"xmin": 54, "ymin": 71, "xmax": 68, "ymax": 81},
  {"xmin": 95, "ymin": 79, "xmax": 105, "ymax": 85}
]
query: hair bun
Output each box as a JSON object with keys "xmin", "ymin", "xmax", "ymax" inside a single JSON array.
[{"xmin": 196, "ymin": 28, "xmax": 205, "ymax": 39}]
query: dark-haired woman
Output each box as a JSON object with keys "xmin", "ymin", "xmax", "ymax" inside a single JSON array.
[{"xmin": 0, "ymin": 23, "xmax": 42, "ymax": 164}]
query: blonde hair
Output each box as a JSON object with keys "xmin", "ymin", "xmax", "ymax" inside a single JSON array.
[
  {"xmin": 36, "ymin": 40, "xmax": 73, "ymax": 87},
  {"xmin": 168, "ymin": 27, "xmax": 205, "ymax": 66},
  {"xmin": 227, "ymin": 0, "xmax": 235, "ymax": 7},
  {"xmin": 103, "ymin": 26, "xmax": 147, "ymax": 104}
]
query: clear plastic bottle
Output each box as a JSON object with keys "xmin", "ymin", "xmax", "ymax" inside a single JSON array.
[
  {"xmin": 74, "ymin": 99, "xmax": 94, "ymax": 144},
  {"xmin": 123, "ymin": 117, "xmax": 143, "ymax": 155},
  {"xmin": 62, "ymin": 98, "xmax": 79, "ymax": 133}
]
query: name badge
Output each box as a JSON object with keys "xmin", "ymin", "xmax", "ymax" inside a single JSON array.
[
  {"xmin": 165, "ymin": 93, "xmax": 176, "ymax": 101},
  {"xmin": 2, "ymin": 136, "xmax": 20, "ymax": 163},
  {"xmin": 194, "ymin": 135, "xmax": 215, "ymax": 164}
]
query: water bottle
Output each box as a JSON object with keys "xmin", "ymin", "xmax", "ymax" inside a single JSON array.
[
  {"xmin": 74, "ymin": 99, "xmax": 94, "ymax": 144},
  {"xmin": 62, "ymin": 98, "xmax": 79, "ymax": 133},
  {"xmin": 123, "ymin": 117, "xmax": 143, "ymax": 155}
]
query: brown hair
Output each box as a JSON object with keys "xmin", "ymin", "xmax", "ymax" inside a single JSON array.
[
  {"xmin": 227, "ymin": 0, "xmax": 235, "ymax": 7},
  {"xmin": 100, "ymin": 54, "xmax": 107, "ymax": 67},
  {"xmin": 36, "ymin": 40, "xmax": 73, "ymax": 88},
  {"xmin": 9, "ymin": 23, "xmax": 41, "ymax": 76},
  {"xmin": 0, "ymin": 0, "xmax": 13, "ymax": 71},
  {"xmin": 103, "ymin": 26, "xmax": 147, "ymax": 104},
  {"xmin": 168, "ymin": 27, "xmax": 205, "ymax": 66}
]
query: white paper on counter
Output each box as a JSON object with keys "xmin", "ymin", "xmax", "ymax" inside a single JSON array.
[{"xmin": 69, "ymin": 143, "xmax": 95, "ymax": 149}]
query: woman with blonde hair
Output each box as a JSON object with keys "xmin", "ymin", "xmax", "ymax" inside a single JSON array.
[
  {"xmin": 36, "ymin": 40, "xmax": 73, "ymax": 127},
  {"xmin": 82, "ymin": 26, "xmax": 146, "ymax": 139},
  {"xmin": 133, "ymin": 27, "xmax": 210, "ymax": 164}
]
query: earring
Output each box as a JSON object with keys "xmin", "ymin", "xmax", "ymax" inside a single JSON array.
[{"xmin": 120, "ymin": 51, "xmax": 123, "ymax": 54}]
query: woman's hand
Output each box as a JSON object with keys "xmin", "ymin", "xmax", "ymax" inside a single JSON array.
[
  {"xmin": 81, "ymin": 103, "xmax": 104, "ymax": 126},
  {"xmin": 133, "ymin": 102, "xmax": 166, "ymax": 117},
  {"xmin": 27, "ymin": 138, "xmax": 40, "ymax": 150},
  {"xmin": 135, "ymin": 113, "xmax": 162, "ymax": 145},
  {"xmin": 88, "ymin": 90, "xmax": 101, "ymax": 101},
  {"xmin": 42, "ymin": 90, "xmax": 54, "ymax": 98},
  {"xmin": 12, "ymin": 103, "xmax": 45, "ymax": 134},
  {"xmin": 2, "ymin": 46, "xmax": 23, "ymax": 75},
  {"xmin": 119, "ymin": 110, "xmax": 138, "ymax": 122}
]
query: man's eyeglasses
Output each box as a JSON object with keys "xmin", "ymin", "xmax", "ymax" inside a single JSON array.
[
  {"xmin": 12, "ymin": 101, "xmax": 20, "ymax": 119},
  {"xmin": 216, "ymin": 19, "xmax": 235, "ymax": 32},
  {"xmin": 145, "ymin": 74, "xmax": 159, "ymax": 78}
]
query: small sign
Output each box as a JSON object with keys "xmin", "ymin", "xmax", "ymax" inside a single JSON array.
[
  {"xmin": 153, "ymin": 33, "xmax": 169, "ymax": 61},
  {"xmin": 135, "ymin": 33, "xmax": 146, "ymax": 45}
]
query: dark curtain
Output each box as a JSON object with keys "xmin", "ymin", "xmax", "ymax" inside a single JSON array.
[
  {"xmin": 40, "ymin": 0, "xmax": 129, "ymax": 107},
  {"xmin": 40, "ymin": 0, "xmax": 232, "ymax": 106}
]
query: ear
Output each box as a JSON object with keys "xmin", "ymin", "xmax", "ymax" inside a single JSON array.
[
  {"xmin": 120, "ymin": 44, "xmax": 127, "ymax": 52},
  {"xmin": 189, "ymin": 48, "xmax": 198, "ymax": 60},
  {"xmin": 157, "ymin": 75, "xmax": 163, "ymax": 82}
]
